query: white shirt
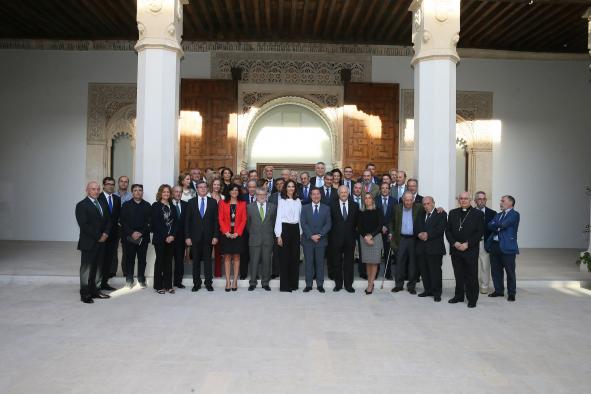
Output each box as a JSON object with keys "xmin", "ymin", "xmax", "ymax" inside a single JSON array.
[
  {"xmin": 275, "ymin": 198, "xmax": 302, "ymax": 237},
  {"xmin": 343, "ymin": 179, "xmax": 352, "ymax": 191},
  {"xmin": 315, "ymin": 176, "xmax": 324, "ymax": 188}
]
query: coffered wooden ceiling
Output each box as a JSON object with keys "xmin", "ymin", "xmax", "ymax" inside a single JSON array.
[{"xmin": 0, "ymin": 0, "xmax": 590, "ymax": 53}]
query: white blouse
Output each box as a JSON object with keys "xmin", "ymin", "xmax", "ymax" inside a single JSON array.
[
  {"xmin": 181, "ymin": 188, "xmax": 196, "ymax": 202},
  {"xmin": 274, "ymin": 198, "xmax": 302, "ymax": 237}
]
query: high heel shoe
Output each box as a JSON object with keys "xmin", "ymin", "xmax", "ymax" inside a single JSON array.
[
  {"xmin": 365, "ymin": 286, "xmax": 374, "ymax": 295},
  {"xmin": 225, "ymin": 281, "xmax": 231, "ymax": 292},
  {"xmin": 231, "ymin": 280, "xmax": 238, "ymax": 291}
]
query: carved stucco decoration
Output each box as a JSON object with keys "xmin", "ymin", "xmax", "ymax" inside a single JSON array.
[
  {"xmin": 87, "ymin": 84, "xmax": 137, "ymax": 142},
  {"xmin": 240, "ymin": 90, "xmax": 340, "ymax": 114},
  {"xmin": 212, "ymin": 52, "xmax": 371, "ymax": 85}
]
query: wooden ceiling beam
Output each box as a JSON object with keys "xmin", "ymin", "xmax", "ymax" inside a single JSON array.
[
  {"xmin": 183, "ymin": 2, "xmax": 206, "ymax": 37},
  {"xmin": 278, "ymin": 0, "xmax": 285, "ymax": 35},
  {"xmin": 385, "ymin": 1, "xmax": 414, "ymax": 42},
  {"xmin": 334, "ymin": 0, "xmax": 353, "ymax": 40},
  {"xmin": 377, "ymin": 0, "xmax": 407, "ymax": 42},
  {"xmin": 198, "ymin": 0, "xmax": 216, "ymax": 34},
  {"xmin": 503, "ymin": 4, "xmax": 568, "ymax": 48},
  {"xmin": 0, "ymin": 2, "xmax": 45, "ymax": 37},
  {"xmin": 465, "ymin": 4, "xmax": 520, "ymax": 45},
  {"xmin": 290, "ymin": 0, "xmax": 298, "ymax": 34},
  {"xmin": 82, "ymin": 0, "xmax": 124, "ymax": 37},
  {"xmin": 313, "ymin": 0, "xmax": 326, "ymax": 36},
  {"xmin": 224, "ymin": 0, "xmax": 240, "ymax": 36},
  {"xmin": 253, "ymin": 0, "xmax": 262, "ymax": 36},
  {"xmin": 366, "ymin": 0, "xmax": 393, "ymax": 40},
  {"xmin": 527, "ymin": 10, "xmax": 584, "ymax": 50},
  {"xmin": 345, "ymin": 0, "xmax": 365, "ymax": 38},
  {"xmin": 357, "ymin": 0, "xmax": 380, "ymax": 39},
  {"xmin": 212, "ymin": 0, "xmax": 229, "ymax": 38},
  {"xmin": 322, "ymin": 0, "xmax": 338, "ymax": 38},
  {"xmin": 265, "ymin": 0, "xmax": 272, "ymax": 34},
  {"xmin": 460, "ymin": 2, "xmax": 502, "ymax": 38},
  {"xmin": 301, "ymin": 0, "xmax": 310, "ymax": 37},
  {"xmin": 482, "ymin": 4, "xmax": 540, "ymax": 45},
  {"xmin": 238, "ymin": 0, "xmax": 250, "ymax": 34}
]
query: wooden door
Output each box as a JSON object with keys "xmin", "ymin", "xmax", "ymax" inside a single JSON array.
[
  {"xmin": 180, "ymin": 79, "xmax": 237, "ymax": 172},
  {"xmin": 343, "ymin": 82, "xmax": 399, "ymax": 177}
]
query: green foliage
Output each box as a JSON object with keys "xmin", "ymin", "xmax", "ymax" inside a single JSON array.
[{"xmin": 576, "ymin": 252, "xmax": 591, "ymax": 272}]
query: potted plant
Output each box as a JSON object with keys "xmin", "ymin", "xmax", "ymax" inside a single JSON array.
[{"xmin": 577, "ymin": 186, "xmax": 591, "ymax": 272}]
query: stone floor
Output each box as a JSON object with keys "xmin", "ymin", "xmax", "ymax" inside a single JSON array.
[{"xmin": 1, "ymin": 241, "xmax": 591, "ymax": 393}]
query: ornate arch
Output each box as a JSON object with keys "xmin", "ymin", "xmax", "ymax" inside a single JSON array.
[{"xmin": 242, "ymin": 96, "xmax": 339, "ymax": 167}]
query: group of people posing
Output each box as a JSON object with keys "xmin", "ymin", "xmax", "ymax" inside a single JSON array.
[{"xmin": 75, "ymin": 162, "xmax": 520, "ymax": 308}]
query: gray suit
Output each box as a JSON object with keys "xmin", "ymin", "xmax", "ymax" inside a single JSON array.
[
  {"xmin": 247, "ymin": 201, "xmax": 277, "ymax": 287},
  {"xmin": 300, "ymin": 202, "xmax": 332, "ymax": 288},
  {"xmin": 391, "ymin": 184, "xmax": 406, "ymax": 201}
]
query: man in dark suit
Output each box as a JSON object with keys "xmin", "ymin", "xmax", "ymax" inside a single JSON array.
[
  {"xmin": 185, "ymin": 180, "xmax": 220, "ymax": 292},
  {"xmin": 301, "ymin": 188, "xmax": 332, "ymax": 292},
  {"xmin": 319, "ymin": 173, "xmax": 338, "ymax": 206},
  {"xmin": 375, "ymin": 182, "xmax": 396, "ymax": 280},
  {"xmin": 474, "ymin": 191, "xmax": 497, "ymax": 294},
  {"xmin": 268, "ymin": 178, "xmax": 285, "ymax": 206},
  {"xmin": 342, "ymin": 166, "xmax": 355, "ymax": 193},
  {"xmin": 298, "ymin": 172, "xmax": 313, "ymax": 205},
  {"xmin": 391, "ymin": 170, "xmax": 407, "ymax": 202},
  {"xmin": 189, "ymin": 168, "xmax": 205, "ymax": 190},
  {"xmin": 446, "ymin": 192, "xmax": 484, "ymax": 308},
  {"xmin": 75, "ymin": 181, "xmax": 111, "ymax": 303},
  {"xmin": 389, "ymin": 191, "xmax": 424, "ymax": 294},
  {"xmin": 97, "ymin": 176, "xmax": 121, "ymax": 291},
  {"xmin": 263, "ymin": 165, "xmax": 276, "ymax": 194},
  {"xmin": 238, "ymin": 180, "xmax": 258, "ymax": 279},
  {"xmin": 171, "ymin": 186, "xmax": 188, "ymax": 288},
  {"xmin": 240, "ymin": 180, "xmax": 257, "ymax": 204},
  {"xmin": 247, "ymin": 187, "xmax": 277, "ymax": 291},
  {"xmin": 330, "ymin": 185, "xmax": 359, "ymax": 293},
  {"xmin": 310, "ymin": 161, "xmax": 326, "ymax": 189},
  {"xmin": 415, "ymin": 196, "xmax": 447, "ymax": 302},
  {"xmin": 361, "ymin": 163, "xmax": 381, "ymax": 185},
  {"xmin": 486, "ymin": 195, "xmax": 520, "ymax": 302},
  {"xmin": 399, "ymin": 178, "xmax": 423, "ymax": 204}
]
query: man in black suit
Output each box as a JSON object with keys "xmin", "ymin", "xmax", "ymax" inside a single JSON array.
[
  {"xmin": 263, "ymin": 165, "xmax": 276, "ymax": 194},
  {"xmin": 97, "ymin": 176, "xmax": 121, "ymax": 291},
  {"xmin": 189, "ymin": 168, "xmax": 204, "ymax": 190},
  {"xmin": 241, "ymin": 180, "xmax": 257, "ymax": 204},
  {"xmin": 310, "ymin": 161, "xmax": 326, "ymax": 189},
  {"xmin": 298, "ymin": 172, "xmax": 313, "ymax": 205},
  {"xmin": 185, "ymin": 180, "xmax": 219, "ymax": 292},
  {"xmin": 446, "ymin": 191, "xmax": 484, "ymax": 308},
  {"xmin": 75, "ymin": 181, "xmax": 111, "ymax": 303},
  {"xmin": 319, "ymin": 173, "xmax": 338, "ymax": 206},
  {"xmin": 474, "ymin": 191, "xmax": 497, "ymax": 294},
  {"xmin": 375, "ymin": 182, "xmax": 396, "ymax": 280},
  {"xmin": 415, "ymin": 196, "xmax": 447, "ymax": 302},
  {"xmin": 330, "ymin": 185, "xmax": 359, "ymax": 293},
  {"xmin": 171, "ymin": 186, "xmax": 188, "ymax": 288},
  {"xmin": 399, "ymin": 178, "xmax": 423, "ymax": 204}
]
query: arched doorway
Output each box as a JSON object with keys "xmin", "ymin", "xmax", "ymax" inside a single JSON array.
[{"xmin": 244, "ymin": 97, "xmax": 336, "ymax": 171}]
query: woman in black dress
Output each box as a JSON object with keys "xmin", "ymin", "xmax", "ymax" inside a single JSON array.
[
  {"xmin": 218, "ymin": 184, "xmax": 247, "ymax": 291},
  {"xmin": 151, "ymin": 184, "xmax": 177, "ymax": 294}
]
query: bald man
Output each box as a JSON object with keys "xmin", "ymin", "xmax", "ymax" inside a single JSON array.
[
  {"xmin": 445, "ymin": 192, "xmax": 484, "ymax": 308},
  {"xmin": 75, "ymin": 182, "xmax": 112, "ymax": 303}
]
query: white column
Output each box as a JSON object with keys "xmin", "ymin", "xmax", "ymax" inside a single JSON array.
[
  {"xmin": 134, "ymin": 0, "xmax": 187, "ymax": 201},
  {"xmin": 585, "ymin": 8, "xmax": 591, "ymax": 253},
  {"xmin": 409, "ymin": 0, "xmax": 460, "ymax": 211}
]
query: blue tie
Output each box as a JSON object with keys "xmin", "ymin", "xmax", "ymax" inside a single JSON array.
[
  {"xmin": 199, "ymin": 198, "xmax": 205, "ymax": 218},
  {"xmin": 108, "ymin": 195, "xmax": 113, "ymax": 213},
  {"xmin": 314, "ymin": 204, "xmax": 319, "ymax": 217},
  {"xmin": 304, "ymin": 186, "xmax": 308, "ymax": 199}
]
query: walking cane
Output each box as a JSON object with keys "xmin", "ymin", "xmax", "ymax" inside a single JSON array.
[{"xmin": 381, "ymin": 247, "xmax": 393, "ymax": 289}]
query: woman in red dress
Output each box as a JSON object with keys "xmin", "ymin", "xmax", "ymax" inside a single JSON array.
[{"xmin": 218, "ymin": 184, "xmax": 247, "ymax": 291}]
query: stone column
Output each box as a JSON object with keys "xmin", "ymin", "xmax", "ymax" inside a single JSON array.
[
  {"xmin": 409, "ymin": 0, "xmax": 460, "ymax": 211},
  {"xmin": 584, "ymin": 8, "xmax": 591, "ymax": 254},
  {"xmin": 134, "ymin": 0, "xmax": 187, "ymax": 201}
]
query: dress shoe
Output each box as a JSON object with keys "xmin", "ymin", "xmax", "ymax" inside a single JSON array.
[
  {"xmin": 508, "ymin": 294, "xmax": 516, "ymax": 302},
  {"xmin": 240, "ymin": 275, "xmax": 247, "ymax": 280},
  {"xmin": 418, "ymin": 292, "xmax": 431, "ymax": 297},
  {"xmin": 434, "ymin": 296, "xmax": 441, "ymax": 302},
  {"xmin": 81, "ymin": 297, "xmax": 94, "ymax": 304},
  {"xmin": 317, "ymin": 287, "xmax": 325, "ymax": 293},
  {"xmin": 205, "ymin": 285, "xmax": 214, "ymax": 292},
  {"xmin": 100, "ymin": 284, "xmax": 116, "ymax": 291},
  {"xmin": 262, "ymin": 285, "xmax": 271, "ymax": 291},
  {"xmin": 364, "ymin": 288, "xmax": 373, "ymax": 295},
  {"xmin": 232, "ymin": 286, "xmax": 237, "ymax": 292},
  {"xmin": 303, "ymin": 286, "xmax": 312, "ymax": 292},
  {"xmin": 192, "ymin": 285, "xmax": 200, "ymax": 292},
  {"xmin": 248, "ymin": 285, "xmax": 256, "ymax": 291},
  {"xmin": 407, "ymin": 289, "xmax": 417, "ymax": 295},
  {"xmin": 225, "ymin": 288, "xmax": 231, "ymax": 292},
  {"xmin": 467, "ymin": 302, "xmax": 477, "ymax": 308},
  {"xmin": 92, "ymin": 292, "xmax": 110, "ymax": 299},
  {"xmin": 385, "ymin": 275, "xmax": 393, "ymax": 280},
  {"xmin": 176, "ymin": 283, "xmax": 186, "ymax": 289},
  {"xmin": 488, "ymin": 292, "xmax": 504, "ymax": 297},
  {"xmin": 333, "ymin": 287, "xmax": 342, "ymax": 292},
  {"xmin": 345, "ymin": 287, "xmax": 355, "ymax": 293},
  {"xmin": 139, "ymin": 282, "xmax": 147, "ymax": 289},
  {"xmin": 391, "ymin": 286, "xmax": 403, "ymax": 293},
  {"xmin": 448, "ymin": 297, "xmax": 464, "ymax": 304}
]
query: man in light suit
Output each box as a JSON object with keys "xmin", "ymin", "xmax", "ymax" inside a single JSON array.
[
  {"xmin": 361, "ymin": 170, "xmax": 380, "ymax": 199},
  {"xmin": 301, "ymin": 188, "xmax": 332, "ymax": 293},
  {"xmin": 247, "ymin": 187, "xmax": 277, "ymax": 291},
  {"xmin": 486, "ymin": 195, "xmax": 520, "ymax": 302},
  {"xmin": 474, "ymin": 191, "xmax": 497, "ymax": 294},
  {"xmin": 391, "ymin": 170, "xmax": 407, "ymax": 201}
]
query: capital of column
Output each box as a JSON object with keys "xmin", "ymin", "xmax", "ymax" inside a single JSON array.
[
  {"xmin": 583, "ymin": 8, "xmax": 591, "ymax": 57},
  {"xmin": 409, "ymin": 0, "xmax": 461, "ymax": 66},
  {"xmin": 135, "ymin": 0, "xmax": 188, "ymax": 54}
]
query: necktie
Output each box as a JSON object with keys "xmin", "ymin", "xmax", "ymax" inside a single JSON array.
[
  {"xmin": 426, "ymin": 212, "xmax": 431, "ymax": 222},
  {"xmin": 250, "ymin": 195, "xmax": 254, "ymax": 203},
  {"xmin": 268, "ymin": 181, "xmax": 273, "ymax": 193},
  {"xmin": 366, "ymin": 184, "xmax": 370, "ymax": 192},
  {"xmin": 93, "ymin": 200, "xmax": 103, "ymax": 216},
  {"xmin": 304, "ymin": 186, "xmax": 308, "ymax": 199},
  {"xmin": 342, "ymin": 202, "xmax": 347, "ymax": 220},
  {"xmin": 383, "ymin": 198, "xmax": 388, "ymax": 215},
  {"xmin": 314, "ymin": 204, "xmax": 319, "ymax": 217},
  {"xmin": 499, "ymin": 211, "xmax": 506, "ymax": 222},
  {"xmin": 259, "ymin": 203, "xmax": 265, "ymax": 221},
  {"xmin": 175, "ymin": 202, "xmax": 181, "ymax": 219},
  {"xmin": 199, "ymin": 198, "xmax": 205, "ymax": 218},
  {"xmin": 326, "ymin": 188, "xmax": 330, "ymax": 198},
  {"xmin": 107, "ymin": 195, "xmax": 113, "ymax": 213}
]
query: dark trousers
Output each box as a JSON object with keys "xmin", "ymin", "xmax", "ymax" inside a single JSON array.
[
  {"xmin": 303, "ymin": 243, "xmax": 326, "ymax": 288},
  {"xmin": 109, "ymin": 230, "xmax": 120, "ymax": 277},
  {"xmin": 279, "ymin": 223, "xmax": 300, "ymax": 291},
  {"xmin": 153, "ymin": 241, "xmax": 174, "ymax": 290},
  {"xmin": 417, "ymin": 253, "xmax": 443, "ymax": 297},
  {"xmin": 173, "ymin": 238, "xmax": 186, "ymax": 286},
  {"xmin": 332, "ymin": 241, "xmax": 355, "ymax": 290},
  {"xmin": 240, "ymin": 229, "xmax": 250, "ymax": 278},
  {"xmin": 490, "ymin": 242, "xmax": 517, "ymax": 296},
  {"xmin": 356, "ymin": 236, "xmax": 366, "ymax": 277},
  {"xmin": 80, "ymin": 243, "xmax": 105, "ymax": 297},
  {"xmin": 382, "ymin": 234, "xmax": 393, "ymax": 279},
  {"xmin": 395, "ymin": 237, "xmax": 416, "ymax": 289},
  {"xmin": 98, "ymin": 236, "xmax": 118, "ymax": 286},
  {"xmin": 451, "ymin": 250, "xmax": 479, "ymax": 304},
  {"xmin": 126, "ymin": 240, "xmax": 148, "ymax": 283},
  {"xmin": 272, "ymin": 241, "xmax": 280, "ymax": 277},
  {"xmin": 119, "ymin": 228, "xmax": 127, "ymax": 276},
  {"xmin": 191, "ymin": 239, "xmax": 213, "ymax": 286}
]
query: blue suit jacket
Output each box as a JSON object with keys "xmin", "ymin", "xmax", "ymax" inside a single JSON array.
[
  {"xmin": 375, "ymin": 195, "xmax": 396, "ymax": 231},
  {"xmin": 300, "ymin": 202, "xmax": 332, "ymax": 248},
  {"xmin": 485, "ymin": 209, "xmax": 520, "ymax": 254}
]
